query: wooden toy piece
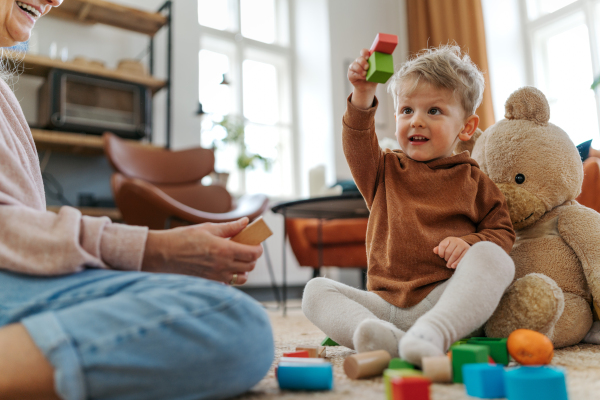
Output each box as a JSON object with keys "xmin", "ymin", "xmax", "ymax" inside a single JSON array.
[
  {"xmin": 366, "ymin": 52, "xmax": 394, "ymax": 84},
  {"xmin": 451, "ymin": 338, "xmax": 470, "ymax": 347},
  {"xmin": 279, "ymin": 357, "xmax": 327, "ymax": 364},
  {"xmin": 321, "ymin": 336, "xmax": 339, "ymax": 346},
  {"xmin": 468, "ymin": 337, "xmax": 510, "ymax": 365},
  {"xmin": 369, "ymin": 33, "xmax": 399, "ymax": 56},
  {"xmin": 384, "ymin": 369, "xmax": 423, "ymax": 400},
  {"xmin": 277, "ymin": 362, "xmax": 333, "ymax": 391},
  {"xmin": 422, "ymin": 356, "xmax": 452, "ymax": 383},
  {"xmin": 507, "ymin": 329, "xmax": 554, "ymax": 365},
  {"xmin": 230, "ymin": 217, "xmax": 273, "ymax": 245},
  {"xmin": 296, "ymin": 345, "xmax": 326, "ymax": 358},
  {"xmin": 504, "ymin": 366, "xmax": 568, "ymax": 400},
  {"xmin": 451, "ymin": 344, "xmax": 490, "ymax": 383},
  {"xmin": 391, "ymin": 376, "xmax": 431, "ymax": 400},
  {"xmin": 283, "ymin": 350, "xmax": 309, "ymax": 358},
  {"xmin": 343, "ymin": 350, "xmax": 391, "ymax": 379},
  {"xmin": 462, "ymin": 363, "xmax": 506, "ymax": 399},
  {"xmin": 388, "ymin": 358, "xmax": 415, "ymax": 370}
]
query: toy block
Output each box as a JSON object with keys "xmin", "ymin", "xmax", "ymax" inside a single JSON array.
[
  {"xmin": 366, "ymin": 52, "xmax": 394, "ymax": 84},
  {"xmin": 388, "ymin": 358, "xmax": 415, "ymax": 370},
  {"xmin": 296, "ymin": 345, "xmax": 326, "ymax": 358},
  {"xmin": 343, "ymin": 350, "xmax": 391, "ymax": 379},
  {"xmin": 468, "ymin": 337, "xmax": 510, "ymax": 365},
  {"xmin": 384, "ymin": 368, "xmax": 423, "ymax": 400},
  {"xmin": 451, "ymin": 344, "xmax": 490, "ymax": 383},
  {"xmin": 463, "ymin": 363, "xmax": 506, "ymax": 398},
  {"xmin": 283, "ymin": 350, "xmax": 309, "ymax": 358},
  {"xmin": 230, "ymin": 217, "xmax": 273, "ymax": 245},
  {"xmin": 369, "ymin": 33, "xmax": 398, "ymax": 56},
  {"xmin": 321, "ymin": 336, "xmax": 339, "ymax": 346},
  {"xmin": 277, "ymin": 362, "xmax": 333, "ymax": 391},
  {"xmin": 391, "ymin": 376, "xmax": 431, "ymax": 400},
  {"xmin": 451, "ymin": 338, "xmax": 470, "ymax": 348},
  {"xmin": 422, "ymin": 356, "xmax": 452, "ymax": 383},
  {"xmin": 279, "ymin": 357, "xmax": 327, "ymax": 364},
  {"xmin": 504, "ymin": 366, "xmax": 568, "ymax": 400}
]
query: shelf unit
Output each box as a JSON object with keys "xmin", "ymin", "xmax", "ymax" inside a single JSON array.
[{"xmin": 8, "ymin": 0, "xmax": 173, "ymax": 152}]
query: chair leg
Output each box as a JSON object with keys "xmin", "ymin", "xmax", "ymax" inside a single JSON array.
[
  {"xmin": 312, "ymin": 268, "xmax": 321, "ymax": 279},
  {"xmin": 262, "ymin": 241, "xmax": 281, "ymax": 305}
]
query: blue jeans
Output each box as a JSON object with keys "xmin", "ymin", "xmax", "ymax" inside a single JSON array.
[{"xmin": 0, "ymin": 269, "xmax": 274, "ymax": 400}]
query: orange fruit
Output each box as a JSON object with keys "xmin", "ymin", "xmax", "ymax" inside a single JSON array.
[{"xmin": 507, "ymin": 329, "xmax": 554, "ymax": 365}]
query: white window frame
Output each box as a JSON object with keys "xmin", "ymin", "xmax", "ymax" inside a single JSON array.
[
  {"xmin": 198, "ymin": 0, "xmax": 299, "ymax": 197},
  {"xmin": 518, "ymin": 0, "xmax": 600, "ymax": 133}
]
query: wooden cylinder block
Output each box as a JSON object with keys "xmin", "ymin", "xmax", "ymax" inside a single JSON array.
[
  {"xmin": 422, "ymin": 355, "xmax": 453, "ymax": 383},
  {"xmin": 343, "ymin": 350, "xmax": 391, "ymax": 379}
]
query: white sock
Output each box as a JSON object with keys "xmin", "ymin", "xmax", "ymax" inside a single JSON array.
[
  {"xmin": 400, "ymin": 242, "xmax": 515, "ymax": 367},
  {"xmin": 353, "ymin": 319, "xmax": 405, "ymax": 357}
]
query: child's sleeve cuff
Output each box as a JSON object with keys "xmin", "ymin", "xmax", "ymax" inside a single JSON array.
[{"xmin": 344, "ymin": 94, "xmax": 379, "ymax": 131}]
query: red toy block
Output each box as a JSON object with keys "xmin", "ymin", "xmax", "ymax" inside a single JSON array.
[
  {"xmin": 391, "ymin": 376, "xmax": 430, "ymax": 400},
  {"xmin": 283, "ymin": 350, "xmax": 310, "ymax": 358},
  {"xmin": 369, "ymin": 33, "xmax": 398, "ymax": 56}
]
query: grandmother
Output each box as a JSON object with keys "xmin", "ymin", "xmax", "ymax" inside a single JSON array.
[{"xmin": 0, "ymin": 1, "xmax": 274, "ymax": 399}]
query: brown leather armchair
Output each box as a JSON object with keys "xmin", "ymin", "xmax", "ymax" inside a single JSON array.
[
  {"xmin": 286, "ymin": 218, "xmax": 369, "ymax": 286},
  {"xmin": 103, "ymin": 132, "xmax": 269, "ymax": 229}
]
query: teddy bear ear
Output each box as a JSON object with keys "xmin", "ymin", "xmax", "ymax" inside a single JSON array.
[{"xmin": 504, "ymin": 86, "xmax": 550, "ymax": 125}]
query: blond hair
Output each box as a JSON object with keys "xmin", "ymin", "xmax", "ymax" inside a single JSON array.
[{"xmin": 387, "ymin": 45, "xmax": 484, "ymax": 117}]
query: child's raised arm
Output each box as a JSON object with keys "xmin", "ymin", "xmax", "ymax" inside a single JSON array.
[{"xmin": 347, "ymin": 49, "xmax": 379, "ymax": 110}]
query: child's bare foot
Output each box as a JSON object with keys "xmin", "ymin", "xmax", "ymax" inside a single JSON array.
[{"xmin": 353, "ymin": 319, "xmax": 404, "ymax": 358}]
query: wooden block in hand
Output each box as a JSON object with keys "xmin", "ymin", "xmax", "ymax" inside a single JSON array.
[
  {"xmin": 368, "ymin": 33, "xmax": 398, "ymax": 56},
  {"xmin": 230, "ymin": 217, "xmax": 272, "ymax": 245}
]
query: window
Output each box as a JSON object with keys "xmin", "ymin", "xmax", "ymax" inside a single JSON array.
[
  {"xmin": 520, "ymin": 0, "xmax": 600, "ymax": 147},
  {"xmin": 197, "ymin": 0, "xmax": 294, "ymax": 197}
]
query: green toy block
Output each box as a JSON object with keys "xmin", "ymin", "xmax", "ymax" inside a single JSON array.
[
  {"xmin": 451, "ymin": 338, "xmax": 470, "ymax": 348},
  {"xmin": 388, "ymin": 358, "xmax": 415, "ymax": 370},
  {"xmin": 321, "ymin": 336, "xmax": 339, "ymax": 346},
  {"xmin": 366, "ymin": 51, "xmax": 394, "ymax": 84},
  {"xmin": 451, "ymin": 344, "xmax": 490, "ymax": 383},
  {"xmin": 467, "ymin": 337, "xmax": 510, "ymax": 366},
  {"xmin": 384, "ymin": 369, "xmax": 423, "ymax": 400}
]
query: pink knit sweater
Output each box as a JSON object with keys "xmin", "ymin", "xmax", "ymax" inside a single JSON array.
[{"xmin": 0, "ymin": 79, "xmax": 148, "ymax": 275}]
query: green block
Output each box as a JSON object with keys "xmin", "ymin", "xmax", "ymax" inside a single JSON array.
[
  {"xmin": 366, "ymin": 51, "xmax": 394, "ymax": 84},
  {"xmin": 451, "ymin": 344, "xmax": 489, "ymax": 383},
  {"xmin": 320, "ymin": 336, "xmax": 339, "ymax": 346},
  {"xmin": 388, "ymin": 358, "xmax": 415, "ymax": 370},
  {"xmin": 451, "ymin": 338, "xmax": 470, "ymax": 348},
  {"xmin": 467, "ymin": 337, "xmax": 510, "ymax": 365},
  {"xmin": 384, "ymin": 368, "xmax": 422, "ymax": 400}
]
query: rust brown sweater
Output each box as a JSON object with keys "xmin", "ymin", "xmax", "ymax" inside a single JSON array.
[{"xmin": 343, "ymin": 96, "xmax": 515, "ymax": 308}]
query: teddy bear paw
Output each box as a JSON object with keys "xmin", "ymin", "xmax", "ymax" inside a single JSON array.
[{"xmin": 582, "ymin": 321, "xmax": 600, "ymax": 344}]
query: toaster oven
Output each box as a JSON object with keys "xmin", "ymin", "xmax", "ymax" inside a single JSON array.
[{"xmin": 38, "ymin": 68, "xmax": 151, "ymax": 139}]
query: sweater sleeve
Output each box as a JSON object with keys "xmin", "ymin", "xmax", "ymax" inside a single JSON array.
[
  {"xmin": 342, "ymin": 94, "xmax": 384, "ymax": 208},
  {"xmin": 0, "ymin": 205, "xmax": 148, "ymax": 275},
  {"xmin": 459, "ymin": 173, "xmax": 516, "ymax": 254}
]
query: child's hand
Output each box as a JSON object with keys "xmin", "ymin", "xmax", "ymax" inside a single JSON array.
[
  {"xmin": 433, "ymin": 237, "xmax": 470, "ymax": 269},
  {"xmin": 347, "ymin": 48, "xmax": 378, "ymax": 109}
]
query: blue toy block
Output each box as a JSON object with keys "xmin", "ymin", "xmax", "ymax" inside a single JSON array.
[
  {"xmin": 463, "ymin": 364, "xmax": 505, "ymax": 398},
  {"xmin": 451, "ymin": 344, "xmax": 490, "ymax": 383},
  {"xmin": 277, "ymin": 362, "xmax": 333, "ymax": 391},
  {"xmin": 504, "ymin": 366, "xmax": 568, "ymax": 400}
]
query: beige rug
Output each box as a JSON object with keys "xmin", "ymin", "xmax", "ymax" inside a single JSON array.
[{"xmin": 235, "ymin": 301, "xmax": 600, "ymax": 400}]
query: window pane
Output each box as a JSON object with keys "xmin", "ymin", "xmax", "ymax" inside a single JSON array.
[
  {"xmin": 198, "ymin": 0, "xmax": 230, "ymax": 30},
  {"xmin": 244, "ymin": 124, "xmax": 291, "ymax": 196},
  {"xmin": 240, "ymin": 0, "xmax": 276, "ymax": 43},
  {"xmin": 533, "ymin": 16, "xmax": 599, "ymax": 147},
  {"xmin": 242, "ymin": 60, "xmax": 279, "ymax": 124},
  {"xmin": 526, "ymin": 0, "xmax": 577, "ymax": 19}
]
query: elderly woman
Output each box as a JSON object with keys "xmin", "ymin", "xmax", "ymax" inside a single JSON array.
[{"xmin": 0, "ymin": 1, "xmax": 274, "ymax": 399}]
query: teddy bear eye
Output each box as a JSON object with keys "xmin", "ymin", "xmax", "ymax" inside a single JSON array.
[{"xmin": 515, "ymin": 174, "xmax": 525, "ymax": 184}]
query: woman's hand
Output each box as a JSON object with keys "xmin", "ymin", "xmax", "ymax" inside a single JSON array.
[{"xmin": 141, "ymin": 217, "xmax": 263, "ymax": 285}]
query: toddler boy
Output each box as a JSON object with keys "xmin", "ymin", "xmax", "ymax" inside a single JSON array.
[{"xmin": 302, "ymin": 45, "xmax": 516, "ymax": 365}]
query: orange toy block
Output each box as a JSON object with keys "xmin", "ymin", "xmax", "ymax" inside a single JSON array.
[
  {"xmin": 391, "ymin": 376, "xmax": 431, "ymax": 400},
  {"xmin": 369, "ymin": 33, "xmax": 398, "ymax": 56},
  {"xmin": 283, "ymin": 350, "xmax": 310, "ymax": 358},
  {"xmin": 230, "ymin": 217, "xmax": 273, "ymax": 245}
]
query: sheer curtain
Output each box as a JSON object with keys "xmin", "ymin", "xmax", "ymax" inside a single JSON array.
[{"xmin": 406, "ymin": 0, "xmax": 495, "ymax": 130}]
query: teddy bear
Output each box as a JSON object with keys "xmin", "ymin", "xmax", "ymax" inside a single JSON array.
[{"xmin": 469, "ymin": 86, "xmax": 600, "ymax": 348}]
